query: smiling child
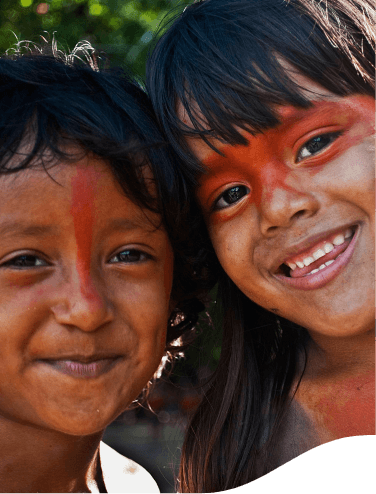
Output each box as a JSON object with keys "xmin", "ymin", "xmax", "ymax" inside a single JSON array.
[
  {"xmin": 146, "ymin": 0, "xmax": 375, "ymax": 491},
  {"xmin": 0, "ymin": 41, "xmax": 210, "ymax": 492}
]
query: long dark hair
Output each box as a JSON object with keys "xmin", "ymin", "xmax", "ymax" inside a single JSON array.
[
  {"xmin": 0, "ymin": 40, "xmax": 216, "ymax": 377},
  {"xmin": 146, "ymin": 0, "xmax": 375, "ymax": 490}
]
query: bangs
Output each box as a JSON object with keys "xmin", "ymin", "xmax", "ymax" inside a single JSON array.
[{"xmin": 147, "ymin": 0, "xmax": 375, "ymax": 165}]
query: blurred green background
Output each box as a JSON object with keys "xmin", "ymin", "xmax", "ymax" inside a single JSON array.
[{"xmin": 0, "ymin": 0, "xmax": 194, "ymax": 78}]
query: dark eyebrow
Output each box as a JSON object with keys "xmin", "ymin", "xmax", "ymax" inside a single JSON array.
[
  {"xmin": 106, "ymin": 217, "xmax": 162, "ymax": 235},
  {"xmin": 0, "ymin": 217, "xmax": 163, "ymax": 240},
  {"xmin": 0, "ymin": 222, "xmax": 58, "ymax": 239}
]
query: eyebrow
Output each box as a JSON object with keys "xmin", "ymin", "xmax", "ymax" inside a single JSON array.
[
  {"xmin": 0, "ymin": 222, "xmax": 59, "ymax": 239},
  {"xmin": 106, "ymin": 217, "xmax": 162, "ymax": 234},
  {"xmin": 0, "ymin": 217, "xmax": 162, "ymax": 240},
  {"xmin": 0, "ymin": 219, "xmax": 161, "ymax": 236},
  {"xmin": 275, "ymin": 98, "xmax": 342, "ymax": 121}
]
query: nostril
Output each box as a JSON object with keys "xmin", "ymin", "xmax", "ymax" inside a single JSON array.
[
  {"xmin": 267, "ymin": 225, "xmax": 278, "ymax": 234},
  {"xmin": 291, "ymin": 210, "xmax": 308, "ymax": 221}
]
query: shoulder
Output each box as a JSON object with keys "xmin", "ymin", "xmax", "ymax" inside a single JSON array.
[{"xmin": 99, "ymin": 441, "xmax": 160, "ymax": 493}]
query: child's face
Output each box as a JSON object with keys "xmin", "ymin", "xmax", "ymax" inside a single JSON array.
[
  {"xmin": 183, "ymin": 80, "xmax": 375, "ymax": 337},
  {"xmin": 0, "ymin": 153, "xmax": 174, "ymax": 435}
]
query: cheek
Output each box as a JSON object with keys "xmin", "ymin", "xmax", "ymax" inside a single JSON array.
[
  {"xmin": 0, "ymin": 285, "xmax": 49, "ymax": 348},
  {"xmin": 126, "ymin": 291, "xmax": 169, "ymax": 393},
  {"xmin": 209, "ymin": 224, "xmax": 236, "ymax": 268},
  {"xmin": 328, "ymin": 141, "xmax": 375, "ymax": 210},
  {"xmin": 208, "ymin": 213, "xmax": 255, "ymax": 272},
  {"xmin": 209, "ymin": 222, "xmax": 262, "ymax": 301},
  {"xmin": 120, "ymin": 277, "xmax": 171, "ymax": 351}
]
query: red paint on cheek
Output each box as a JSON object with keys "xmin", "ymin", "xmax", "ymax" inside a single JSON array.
[{"xmin": 70, "ymin": 166, "xmax": 99, "ymax": 299}]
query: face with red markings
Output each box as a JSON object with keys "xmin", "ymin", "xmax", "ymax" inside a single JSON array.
[
  {"xmin": 0, "ymin": 153, "xmax": 174, "ymax": 435},
  {"xmin": 182, "ymin": 79, "xmax": 375, "ymax": 338}
]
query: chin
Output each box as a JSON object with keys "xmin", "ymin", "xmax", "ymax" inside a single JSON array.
[
  {"xmin": 300, "ymin": 309, "xmax": 375, "ymax": 338},
  {"xmin": 50, "ymin": 417, "xmax": 113, "ymax": 437},
  {"xmin": 40, "ymin": 404, "xmax": 123, "ymax": 437}
]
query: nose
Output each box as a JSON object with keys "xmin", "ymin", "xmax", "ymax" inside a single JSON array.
[
  {"xmin": 51, "ymin": 267, "xmax": 114, "ymax": 332},
  {"xmin": 258, "ymin": 169, "xmax": 320, "ymax": 236}
]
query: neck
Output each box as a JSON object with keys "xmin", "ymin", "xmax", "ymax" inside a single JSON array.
[
  {"xmin": 0, "ymin": 416, "xmax": 103, "ymax": 493},
  {"xmin": 305, "ymin": 326, "xmax": 375, "ymax": 379}
]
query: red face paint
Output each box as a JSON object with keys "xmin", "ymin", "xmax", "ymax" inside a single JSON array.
[
  {"xmin": 201, "ymin": 133, "xmax": 290, "ymax": 209},
  {"xmin": 70, "ymin": 165, "xmax": 100, "ymax": 301},
  {"xmin": 306, "ymin": 370, "xmax": 375, "ymax": 438},
  {"xmin": 196, "ymin": 95, "xmax": 375, "ymax": 220}
]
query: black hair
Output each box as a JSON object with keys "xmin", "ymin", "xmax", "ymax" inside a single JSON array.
[
  {"xmin": 0, "ymin": 39, "xmax": 216, "ymax": 378},
  {"xmin": 146, "ymin": 0, "xmax": 375, "ymax": 491},
  {"xmin": 147, "ymin": 0, "xmax": 375, "ymax": 174}
]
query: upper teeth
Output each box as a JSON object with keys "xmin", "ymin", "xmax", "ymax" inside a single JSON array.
[{"xmin": 287, "ymin": 228, "xmax": 352, "ymax": 270}]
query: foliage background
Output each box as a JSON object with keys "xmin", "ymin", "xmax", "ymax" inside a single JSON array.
[{"xmin": 0, "ymin": 0, "xmax": 193, "ymax": 78}]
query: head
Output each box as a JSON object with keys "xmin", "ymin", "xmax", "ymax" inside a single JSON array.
[
  {"xmin": 147, "ymin": 0, "xmax": 375, "ymax": 340},
  {"xmin": 0, "ymin": 41, "xmax": 211, "ymax": 437}
]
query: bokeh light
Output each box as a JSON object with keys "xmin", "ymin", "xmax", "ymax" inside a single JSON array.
[
  {"xmin": 36, "ymin": 3, "xmax": 49, "ymax": 15},
  {"xmin": 20, "ymin": 0, "xmax": 33, "ymax": 8}
]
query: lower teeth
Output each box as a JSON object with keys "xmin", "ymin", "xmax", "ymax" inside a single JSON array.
[{"xmin": 305, "ymin": 257, "xmax": 338, "ymax": 276}]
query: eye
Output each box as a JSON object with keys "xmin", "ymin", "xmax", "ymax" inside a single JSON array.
[
  {"xmin": 1, "ymin": 254, "xmax": 48, "ymax": 269},
  {"xmin": 108, "ymin": 249, "xmax": 151, "ymax": 264},
  {"xmin": 214, "ymin": 185, "xmax": 250, "ymax": 210},
  {"xmin": 296, "ymin": 132, "xmax": 342, "ymax": 162}
]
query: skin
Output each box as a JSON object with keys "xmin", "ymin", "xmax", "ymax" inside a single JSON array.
[
  {"xmin": 0, "ymin": 153, "xmax": 174, "ymax": 492},
  {"xmin": 180, "ymin": 76, "xmax": 375, "ymax": 445}
]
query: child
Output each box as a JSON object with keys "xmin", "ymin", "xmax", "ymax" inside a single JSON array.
[
  {"xmin": 146, "ymin": 0, "xmax": 375, "ymax": 491},
  {"xmin": 0, "ymin": 41, "xmax": 210, "ymax": 492}
]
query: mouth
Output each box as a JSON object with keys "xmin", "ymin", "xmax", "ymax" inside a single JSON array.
[
  {"xmin": 38, "ymin": 355, "xmax": 122, "ymax": 379},
  {"xmin": 275, "ymin": 225, "xmax": 358, "ymax": 290}
]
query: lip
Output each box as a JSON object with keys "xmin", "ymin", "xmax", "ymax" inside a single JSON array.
[
  {"xmin": 274, "ymin": 224, "xmax": 359, "ymax": 290},
  {"xmin": 38, "ymin": 355, "xmax": 122, "ymax": 378}
]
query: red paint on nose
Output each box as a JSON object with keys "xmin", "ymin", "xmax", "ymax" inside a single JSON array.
[
  {"xmin": 70, "ymin": 166, "xmax": 99, "ymax": 301},
  {"xmin": 252, "ymin": 157, "xmax": 290, "ymax": 209}
]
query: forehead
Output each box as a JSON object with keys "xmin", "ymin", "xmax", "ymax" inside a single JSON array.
[{"xmin": 0, "ymin": 155, "xmax": 162, "ymax": 234}]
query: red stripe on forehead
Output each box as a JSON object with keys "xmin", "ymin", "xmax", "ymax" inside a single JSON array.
[{"xmin": 70, "ymin": 166, "xmax": 99, "ymax": 298}]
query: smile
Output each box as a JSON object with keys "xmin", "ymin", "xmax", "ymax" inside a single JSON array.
[
  {"xmin": 39, "ymin": 355, "xmax": 122, "ymax": 378},
  {"xmin": 275, "ymin": 225, "xmax": 358, "ymax": 290}
]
